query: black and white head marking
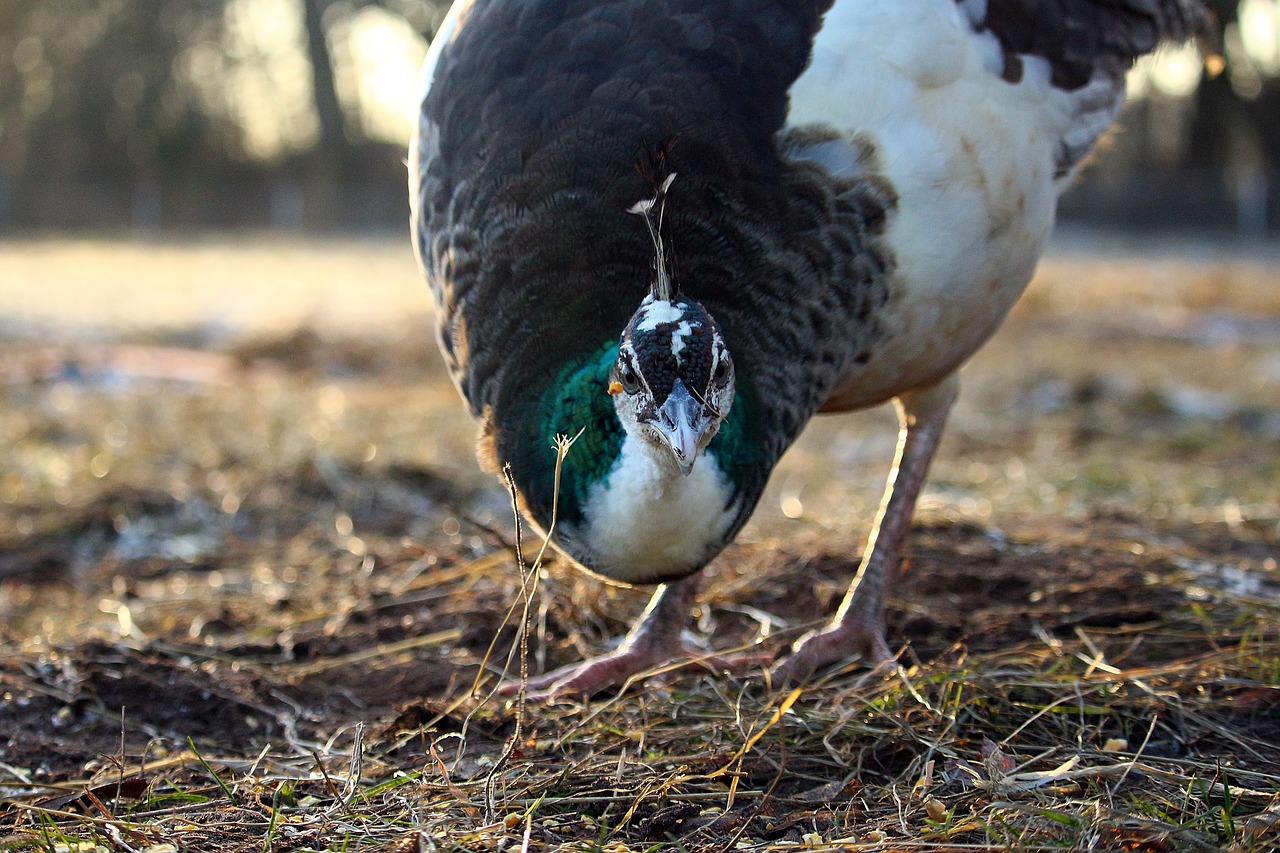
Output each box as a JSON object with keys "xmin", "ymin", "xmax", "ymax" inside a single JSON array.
[
  {"xmin": 612, "ymin": 295, "xmax": 735, "ymax": 475},
  {"xmin": 619, "ymin": 295, "xmax": 730, "ymax": 410}
]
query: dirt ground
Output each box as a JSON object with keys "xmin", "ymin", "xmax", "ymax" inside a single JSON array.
[{"xmin": 0, "ymin": 232, "xmax": 1278, "ymax": 851}]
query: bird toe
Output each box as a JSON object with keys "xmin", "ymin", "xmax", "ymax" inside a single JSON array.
[{"xmin": 770, "ymin": 622, "xmax": 896, "ymax": 687}]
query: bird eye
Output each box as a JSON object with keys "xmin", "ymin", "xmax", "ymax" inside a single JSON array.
[
  {"xmin": 712, "ymin": 358, "xmax": 731, "ymax": 385},
  {"xmin": 619, "ymin": 363, "xmax": 640, "ymax": 393}
]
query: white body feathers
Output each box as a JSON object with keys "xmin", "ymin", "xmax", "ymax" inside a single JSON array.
[
  {"xmin": 562, "ymin": 435, "xmax": 740, "ymax": 583},
  {"xmin": 789, "ymin": 0, "xmax": 1126, "ymax": 409}
]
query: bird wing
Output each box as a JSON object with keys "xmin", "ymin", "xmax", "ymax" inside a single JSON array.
[
  {"xmin": 411, "ymin": 0, "xmax": 832, "ymax": 414},
  {"xmin": 410, "ymin": 0, "xmax": 842, "ymax": 528},
  {"xmin": 976, "ymin": 0, "xmax": 1212, "ymax": 174},
  {"xmin": 977, "ymin": 0, "xmax": 1211, "ymax": 89}
]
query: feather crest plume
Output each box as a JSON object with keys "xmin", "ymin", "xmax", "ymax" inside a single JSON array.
[{"xmin": 628, "ymin": 171, "xmax": 678, "ymax": 301}]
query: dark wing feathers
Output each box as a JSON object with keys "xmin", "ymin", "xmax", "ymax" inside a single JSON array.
[
  {"xmin": 977, "ymin": 0, "xmax": 1213, "ymax": 89},
  {"xmin": 416, "ymin": 0, "xmax": 841, "ymax": 523},
  {"xmin": 420, "ymin": 1, "xmax": 828, "ymax": 406}
]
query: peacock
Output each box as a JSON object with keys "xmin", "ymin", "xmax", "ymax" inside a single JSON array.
[{"xmin": 410, "ymin": 0, "xmax": 1212, "ymax": 696}]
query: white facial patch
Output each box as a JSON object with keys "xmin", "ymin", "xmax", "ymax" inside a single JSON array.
[
  {"xmin": 635, "ymin": 299, "xmax": 684, "ymax": 331},
  {"xmin": 669, "ymin": 319, "xmax": 700, "ymax": 364}
]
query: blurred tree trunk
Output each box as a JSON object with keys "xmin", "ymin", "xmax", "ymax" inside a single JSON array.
[
  {"xmin": 302, "ymin": 0, "xmax": 347, "ymax": 155},
  {"xmin": 301, "ymin": 0, "xmax": 348, "ymax": 227},
  {"xmin": 1186, "ymin": 0, "xmax": 1239, "ymax": 173},
  {"xmin": 1186, "ymin": 1, "xmax": 1280, "ymax": 172},
  {"xmin": 1188, "ymin": 67, "xmax": 1239, "ymax": 172},
  {"xmin": 1247, "ymin": 85, "xmax": 1280, "ymax": 174}
]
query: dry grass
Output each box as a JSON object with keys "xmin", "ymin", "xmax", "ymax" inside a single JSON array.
[{"xmin": 0, "ymin": 233, "xmax": 1278, "ymax": 851}]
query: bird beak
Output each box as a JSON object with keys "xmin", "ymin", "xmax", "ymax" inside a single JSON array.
[{"xmin": 655, "ymin": 379, "xmax": 706, "ymax": 476}]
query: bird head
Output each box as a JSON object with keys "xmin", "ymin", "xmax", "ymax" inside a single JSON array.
[
  {"xmin": 609, "ymin": 294, "xmax": 734, "ymax": 476},
  {"xmin": 610, "ymin": 166, "xmax": 734, "ymax": 474}
]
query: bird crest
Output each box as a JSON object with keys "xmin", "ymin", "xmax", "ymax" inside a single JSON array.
[{"xmin": 627, "ymin": 169, "xmax": 678, "ymax": 302}]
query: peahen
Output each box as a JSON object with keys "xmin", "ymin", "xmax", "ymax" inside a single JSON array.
[{"xmin": 410, "ymin": 0, "xmax": 1211, "ymax": 696}]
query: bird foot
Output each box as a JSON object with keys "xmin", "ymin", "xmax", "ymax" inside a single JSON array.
[
  {"xmin": 498, "ymin": 644, "xmax": 771, "ymax": 701},
  {"xmin": 769, "ymin": 618, "xmax": 896, "ymax": 687},
  {"xmin": 497, "ymin": 644, "xmax": 671, "ymax": 701}
]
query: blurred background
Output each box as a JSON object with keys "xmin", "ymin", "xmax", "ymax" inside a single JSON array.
[
  {"xmin": 0, "ymin": 0, "xmax": 443, "ymax": 233},
  {"xmin": 0, "ymin": 0, "xmax": 1278, "ymax": 234}
]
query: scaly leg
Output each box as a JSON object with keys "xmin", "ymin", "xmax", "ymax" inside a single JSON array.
[
  {"xmin": 772, "ymin": 375, "xmax": 958, "ymax": 685},
  {"xmin": 499, "ymin": 574, "xmax": 705, "ymax": 699}
]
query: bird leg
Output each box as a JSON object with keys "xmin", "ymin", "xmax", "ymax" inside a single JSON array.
[
  {"xmin": 772, "ymin": 375, "xmax": 958, "ymax": 685},
  {"xmin": 499, "ymin": 573, "xmax": 711, "ymax": 699}
]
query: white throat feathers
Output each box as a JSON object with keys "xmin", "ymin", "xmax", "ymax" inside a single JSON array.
[{"xmin": 560, "ymin": 432, "xmax": 738, "ymax": 583}]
